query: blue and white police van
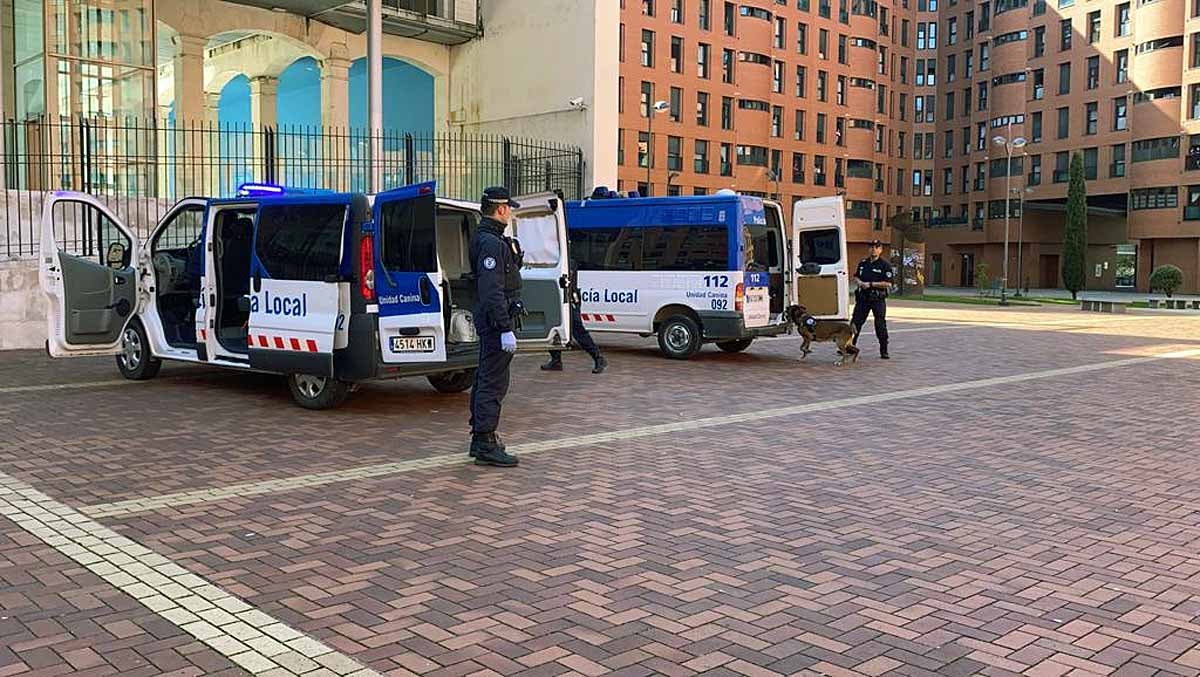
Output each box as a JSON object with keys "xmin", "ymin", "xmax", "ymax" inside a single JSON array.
[
  {"xmin": 38, "ymin": 183, "xmax": 571, "ymax": 409},
  {"xmin": 563, "ymin": 190, "xmax": 849, "ymax": 359}
]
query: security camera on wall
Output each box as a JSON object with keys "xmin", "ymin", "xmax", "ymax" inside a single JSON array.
[{"xmin": 568, "ymin": 97, "xmax": 587, "ymax": 110}]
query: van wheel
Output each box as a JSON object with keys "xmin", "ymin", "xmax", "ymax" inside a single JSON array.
[
  {"xmin": 287, "ymin": 374, "xmax": 351, "ymax": 410},
  {"xmin": 716, "ymin": 338, "xmax": 754, "ymax": 353},
  {"xmin": 658, "ymin": 315, "xmax": 702, "ymax": 360},
  {"xmin": 116, "ymin": 320, "xmax": 162, "ymax": 380},
  {"xmin": 427, "ymin": 369, "xmax": 475, "ymax": 394}
]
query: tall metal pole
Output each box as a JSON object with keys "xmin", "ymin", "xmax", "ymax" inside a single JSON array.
[
  {"xmin": 367, "ymin": 0, "xmax": 383, "ymax": 193},
  {"xmin": 645, "ymin": 110, "xmax": 653, "ymax": 195},
  {"xmin": 1000, "ymin": 124, "xmax": 1011, "ymax": 306},
  {"xmin": 1016, "ymin": 190, "xmax": 1025, "ymax": 295}
]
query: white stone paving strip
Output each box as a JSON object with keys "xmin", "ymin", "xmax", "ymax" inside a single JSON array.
[
  {"xmin": 0, "ymin": 473, "xmax": 382, "ymax": 677},
  {"xmin": 82, "ymin": 347, "xmax": 1200, "ymax": 520}
]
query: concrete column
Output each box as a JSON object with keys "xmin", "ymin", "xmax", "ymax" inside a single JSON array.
[
  {"xmin": 320, "ymin": 49, "xmax": 351, "ymax": 131},
  {"xmin": 204, "ymin": 92, "xmax": 220, "ymax": 125},
  {"xmin": 249, "ymin": 76, "xmax": 279, "ymax": 130},
  {"xmin": 172, "ymin": 34, "xmax": 208, "ymax": 125}
]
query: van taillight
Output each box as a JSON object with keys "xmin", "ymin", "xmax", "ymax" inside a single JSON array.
[
  {"xmin": 735, "ymin": 283, "xmax": 744, "ymax": 313},
  {"xmin": 360, "ymin": 235, "xmax": 376, "ymax": 302}
]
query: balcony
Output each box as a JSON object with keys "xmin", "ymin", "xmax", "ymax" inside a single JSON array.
[
  {"xmin": 1053, "ymin": 170, "xmax": 1069, "ymax": 183},
  {"xmin": 248, "ymin": 0, "xmax": 481, "ymax": 44},
  {"xmin": 1185, "ymin": 205, "xmax": 1200, "ymax": 221}
]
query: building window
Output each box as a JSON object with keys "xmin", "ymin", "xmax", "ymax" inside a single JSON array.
[
  {"xmin": 814, "ymin": 155, "xmax": 827, "ymax": 185},
  {"xmin": 1057, "ymin": 107, "xmax": 1070, "ymax": 139},
  {"xmin": 837, "ymin": 75, "xmax": 847, "ymax": 105},
  {"xmin": 1088, "ymin": 11, "xmax": 1101, "ymax": 44},
  {"xmin": 1111, "ymin": 144, "xmax": 1126, "ymax": 177},
  {"xmin": 773, "ymin": 60, "xmax": 784, "ymax": 93},
  {"xmin": 620, "ymin": 24, "xmax": 626, "ymax": 62},
  {"xmin": 817, "ymin": 70, "xmax": 828, "ymax": 101},
  {"xmin": 792, "ymin": 152, "xmax": 807, "ymax": 183},
  {"xmin": 1132, "ymin": 137, "xmax": 1181, "ymax": 162},
  {"xmin": 721, "ymin": 96, "xmax": 734, "ymax": 129},
  {"xmin": 1115, "ymin": 50, "xmax": 1129, "ymax": 84},
  {"xmin": 979, "ymin": 43, "xmax": 990, "ymax": 71},
  {"xmin": 668, "ymin": 136, "xmax": 683, "ymax": 171},
  {"xmin": 946, "ymin": 91, "xmax": 956, "ymax": 119},
  {"xmin": 1136, "ymin": 36, "xmax": 1185, "ymax": 55},
  {"xmin": 1191, "ymin": 84, "xmax": 1200, "ymax": 120},
  {"xmin": 724, "ymin": 1, "xmax": 736, "ymax": 34},
  {"xmin": 1031, "ymin": 112, "xmax": 1043, "ymax": 142},
  {"xmin": 1193, "ymin": 33, "xmax": 1200, "ymax": 68},
  {"xmin": 798, "ymin": 22, "xmax": 809, "ymax": 54},
  {"xmin": 671, "ymin": 37, "xmax": 684, "ymax": 73},
  {"xmin": 1032, "ymin": 68, "xmax": 1045, "ymax": 100},
  {"xmin": 964, "ymin": 52, "xmax": 973, "ymax": 79},
  {"xmin": 1034, "ymin": 26, "xmax": 1046, "ymax": 57},
  {"xmin": 795, "ymin": 109, "xmax": 806, "ymax": 140},
  {"xmin": 1060, "ymin": 19, "xmax": 1072, "ymax": 51},
  {"xmin": 947, "ymin": 54, "xmax": 957, "ymax": 82},
  {"xmin": 698, "ymin": 43, "xmax": 711, "ymax": 78},
  {"xmin": 775, "ymin": 17, "xmax": 786, "ymax": 48},
  {"xmin": 672, "ymin": 0, "xmax": 685, "ymax": 23},
  {"xmin": 699, "ymin": 0, "xmax": 711, "ymax": 29},
  {"xmin": 796, "ymin": 65, "xmax": 807, "ymax": 97},
  {"xmin": 772, "ymin": 106, "xmax": 783, "ymax": 137},
  {"xmin": 1086, "ymin": 102, "xmax": 1098, "ymax": 135},
  {"xmin": 670, "ymin": 87, "xmax": 682, "ymax": 121},
  {"xmin": 1058, "ymin": 62, "xmax": 1071, "ymax": 95},
  {"xmin": 1186, "ymin": 186, "xmax": 1200, "ymax": 220},
  {"xmin": 816, "ymin": 113, "xmax": 827, "ymax": 143},
  {"xmin": 1130, "ymin": 187, "xmax": 1179, "ymax": 210},
  {"xmin": 1086, "ymin": 57, "xmax": 1100, "ymax": 90},
  {"xmin": 949, "ymin": 17, "xmax": 958, "ymax": 44},
  {"xmin": 1114, "ymin": 96, "xmax": 1128, "ymax": 130},
  {"xmin": 1054, "ymin": 151, "xmax": 1069, "ymax": 182},
  {"xmin": 697, "ymin": 92, "xmax": 710, "ymax": 126},
  {"xmin": 641, "ymin": 81, "xmax": 653, "ymax": 117},
  {"xmin": 618, "ymin": 129, "xmax": 625, "ymax": 166},
  {"xmin": 720, "ymin": 142, "xmax": 733, "ymax": 175},
  {"xmin": 639, "ymin": 131, "xmax": 651, "ymax": 168},
  {"xmin": 977, "ymin": 82, "xmax": 988, "ymax": 111},
  {"xmin": 642, "ymin": 30, "xmax": 656, "ymax": 67},
  {"xmin": 1029, "ymin": 154, "xmax": 1042, "ymax": 185},
  {"xmin": 1117, "ymin": 3, "xmax": 1131, "ymax": 36},
  {"xmin": 838, "ymin": 34, "xmax": 848, "ymax": 64},
  {"xmin": 819, "ymin": 28, "xmax": 829, "ymax": 58},
  {"xmin": 644, "ymin": 0, "xmax": 656, "ymax": 15},
  {"xmin": 1083, "ymin": 148, "xmax": 1098, "ymax": 180}
]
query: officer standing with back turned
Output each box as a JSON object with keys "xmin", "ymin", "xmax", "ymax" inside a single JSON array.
[
  {"xmin": 468, "ymin": 187, "xmax": 524, "ymax": 467},
  {"xmin": 850, "ymin": 239, "xmax": 894, "ymax": 359}
]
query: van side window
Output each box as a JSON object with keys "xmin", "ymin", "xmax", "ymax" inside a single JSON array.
[
  {"xmin": 50, "ymin": 200, "xmax": 132, "ymax": 268},
  {"xmin": 743, "ymin": 224, "xmax": 779, "ymax": 271},
  {"xmin": 380, "ymin": 194, "xmax": 437, "ymax": 272},
  {"xmin": 255, "ymin": 203, "xmax": 347, "ymax": 280},
  {"xmin": 572, "ymin": 227, "xmax": 644, "ymax": 271},
  {"xmin": 642, "ymin": 226, "xmax": 728, "ymax": 270},
  {"xmin": 799, "ymin": 228, "xmax": 842, "ymax": 265}
]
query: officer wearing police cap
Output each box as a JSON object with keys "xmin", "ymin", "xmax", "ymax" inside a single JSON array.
[
  {"xmin": 468, "ymin": 187, "xmax": 525, "ymax": 466},
  {"xmin": 850, "ymin": 239, "xmax": 894, "ymax": 359}
]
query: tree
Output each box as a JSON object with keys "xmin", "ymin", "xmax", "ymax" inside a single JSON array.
[
  {"xmin": 1149, "ymin": 265, "xmax": 1184, "ymax": 298},
  {"xmin": 1062, "ymin": 152, "xmax": 1088, "ymax": 300},
  {"xmin": 975, "ymin": 262, "xmax": 990, "ymax": 297}
]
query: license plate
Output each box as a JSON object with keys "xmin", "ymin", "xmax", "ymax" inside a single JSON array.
[{"xmin": 390, "ymin": 336, "xmax": 435, "ymax": 353}]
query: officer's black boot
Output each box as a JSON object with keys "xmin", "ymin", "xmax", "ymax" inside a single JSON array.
[
  {"xmin": 591, "ymin": 354, "xmax": 607, "ymax": 374},
  {"xmin": 540, "ymin": 354, "xmax": 563, "ymax": 371},
  {"xmin": 880, "ymin": 342, "xmax": 890, "ymax": 359},
  {"xmin": 474, "ymin": 435, "xmax": 519, "ymax": 467},
  {"xmin": 468, "ymin": 433, "xmax": 492, "ymax": 458}
]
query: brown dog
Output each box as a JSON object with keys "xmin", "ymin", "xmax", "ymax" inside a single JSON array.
[{"xmin": 787, "ymin": 305, "xmax": 860, "ymax": 365}]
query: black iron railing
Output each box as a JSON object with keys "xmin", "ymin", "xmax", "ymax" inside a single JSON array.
[{"xmin": 1, "ymin": 116, "xmax": 583, "ymax": 258}]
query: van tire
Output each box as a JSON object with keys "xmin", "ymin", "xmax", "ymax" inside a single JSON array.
[
  {"xmin": 716, "ymin": 338, "xmax": 754, "ymax": 353},
  {"xmin": 427, "ymin": 369, "xmax": 475, "ymax": 394},
  {"xmin": 287, "ymin": 374, "xmax": 351, "ymax": 410},
  {"xmin": 116, "ymin": 319, "xmax": 162, "ymax": 381},
  {"xmin": 658, "ymin": 315, "xmax": 702, "ymax": 360}
]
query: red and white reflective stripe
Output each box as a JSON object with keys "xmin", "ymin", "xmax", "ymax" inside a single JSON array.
[
  {"xmin": 198, "ymin": 328, "xmax": 207, "ymax": 341},
  {"xmin": 580, "ymin": 313, "xmax": 617, "ymax": 323},
  {"xmin": 249, "ymin": 334, "xmax": 321, "ymax": 352}
]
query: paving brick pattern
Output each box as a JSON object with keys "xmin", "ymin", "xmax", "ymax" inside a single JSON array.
[{"xmin": 0, "ymin": 303, "xmax": 1198, "ymax": 676}]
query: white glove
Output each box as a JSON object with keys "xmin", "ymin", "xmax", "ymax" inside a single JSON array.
[{"xmin": 500, "ymin": 331, "xmax": 517, "ymax": 353}]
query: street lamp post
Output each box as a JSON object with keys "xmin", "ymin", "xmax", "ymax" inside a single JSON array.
[
  {"xmin": 993, "ymin": 125, "xmax": 1027, "ymax": 306},
  {"xmin": 647, "ymin": 100, "xmax": 669, "ymax": 196},
  {"xmin": 1013, "ymin": 186, "xmax": 1032, "ymax": 296}
]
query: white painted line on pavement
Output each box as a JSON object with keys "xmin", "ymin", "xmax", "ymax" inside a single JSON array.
[
  {"xmin": 81, "ymin": 347, "xmax": 1200, "ymax": 519},
  {"xmin": 0, "ymin": 473, "xmax": 381, "ymax": 677},
  {"xmin": 0, "ymin": 372, "xmax": 237, "ymax": 396}
]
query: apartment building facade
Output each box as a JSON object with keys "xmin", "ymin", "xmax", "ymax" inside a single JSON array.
[{"xmin": 619, "ymin": 0, "xmax": 1200, "ymax": 293}]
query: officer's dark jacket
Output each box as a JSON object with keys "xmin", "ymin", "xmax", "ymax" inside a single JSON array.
[
  {"xmin": 855, "ymin": 257, "xmax": 895, "ymax": 291},
  {"xmin": 470, "ymin": 217, "xmax": 523, "ymax": 334}
]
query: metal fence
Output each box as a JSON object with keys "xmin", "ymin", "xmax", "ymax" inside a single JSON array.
[{"xmin": 1, "ymin": 116, "xmax": 585, "ymax": 258}]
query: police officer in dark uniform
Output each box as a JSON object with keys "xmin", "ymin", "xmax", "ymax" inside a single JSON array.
[
  {"xmin": 468, "ymin": 187, "xmax": 524, "ymax": 467},
  {"xmin": 541, "ymin": 252, "xmax": 606, "ymax": 374},
  {"xmin": 851, "ymin": 239, "xmax": 894, "ymax": 359}
]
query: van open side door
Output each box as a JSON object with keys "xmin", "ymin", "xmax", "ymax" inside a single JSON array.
[
  {"xmin": 792, "ymin": 196, "xmax": 850, "ymax": 320},
  {"xmin": 39, "ymin": 192, "xmax": 142, "ymax": 357},
  {"xmin": 509, "ymin": 192, "xmax": 571, "ymax": 352}
]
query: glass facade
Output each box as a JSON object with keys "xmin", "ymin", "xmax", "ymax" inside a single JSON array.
[{"xmin": 7, "ymin": 0, "xmax": 156, "ymax": 120}]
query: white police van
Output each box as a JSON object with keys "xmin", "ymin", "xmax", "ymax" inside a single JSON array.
[
  {"xmin": 563, "ymin": 190, "xmax": 848, "ymax": 359},
  {"xmin": 38, "ymin": 183, "xmax": 571, "ymax": 409}
]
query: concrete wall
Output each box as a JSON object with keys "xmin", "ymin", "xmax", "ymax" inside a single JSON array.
[
  {"xmin": 0, "ymin": 259, "xmax": 43, "ymax": 350},
  {"xmin": 448, "ymin": 0, "xmax": 619, "ymax": 191}
]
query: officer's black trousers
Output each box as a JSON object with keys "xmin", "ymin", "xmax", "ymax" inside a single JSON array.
[
  {"xmin": 548, "ymin": 304, "xmax": 602, "ymax": 362},
  {"xmin": 851, "ymin": 294, "xmax": 889, "ymax": 350},
  {"xmin": 470, "ymin": 332, "xmax": 513, "ymax": 435}
]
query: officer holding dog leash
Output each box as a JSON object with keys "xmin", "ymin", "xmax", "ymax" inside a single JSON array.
[
  {"xmin": 468, "ymin": 187, "xmax": 525, "ymax": 467},
  {"xmin": 851, "ymin": 239, "xmax": 893, "ymax": 359}
]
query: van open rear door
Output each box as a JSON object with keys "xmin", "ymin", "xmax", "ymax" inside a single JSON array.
[
  {"xmin": 509, "ymin": 192, "xmax": 571, "ymax": 352},
  {"xmin": 246, "ymin": 195, "xmax": 352, "ymax": 376},
  {"xmin": 792, "ymin": 196, "xmax": 849, "ymax": 320},
  {"xmin": 39, "ymin": 192, "xmax": 142, "ymax": 357},
  {"xmin": 372, "ymin": 182, "xmax": 448, "ymax": 364}
]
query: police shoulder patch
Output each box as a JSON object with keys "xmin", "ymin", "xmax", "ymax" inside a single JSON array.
[{"xmin": 483, "ymin": 256, "xmax": 497, "ymax": 270}]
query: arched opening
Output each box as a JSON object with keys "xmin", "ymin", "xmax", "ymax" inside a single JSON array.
[
  {"xmin": 277, "ymin": 57, "xmax": 322, "ymax": 128},
  {"xmin": 348, "ymin": 57, "xmax": 435, "ymax": 134}
]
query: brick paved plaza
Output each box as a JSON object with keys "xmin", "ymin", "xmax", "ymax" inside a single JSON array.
[{"xmin": 2, "ymin": 302, "xmax": 1200, "ymax": 677}]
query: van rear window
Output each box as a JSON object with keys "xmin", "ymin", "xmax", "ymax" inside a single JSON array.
[
  {"xmin": 379, "ymin": 194, "xmax": 437, "ymax": 273},
  {"xmin": 254, "ymin": 203, "xmax": 347, "ymax": 280},
  {"xmin": 799, "ymin": 228, "xmax": 842, "ymax": 265}
]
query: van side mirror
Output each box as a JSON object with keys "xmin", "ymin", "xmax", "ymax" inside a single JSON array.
[{"xmin": 797, "ymin": 262, "xmax": 822, "ymax": 276}]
